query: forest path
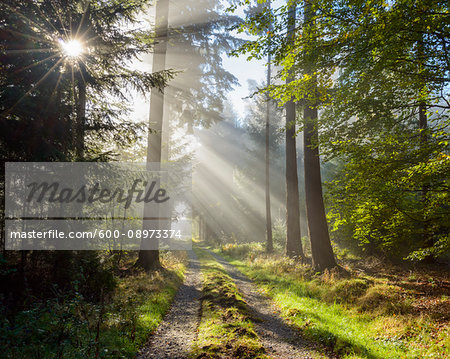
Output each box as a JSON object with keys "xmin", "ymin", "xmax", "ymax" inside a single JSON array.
[
  {"xmin": 206, "ymin": 249, "xmax": 330, "ymax": 359},
  {"xmin": 137, "ymin": 250, "xmax": 202, "ymax": 359}
]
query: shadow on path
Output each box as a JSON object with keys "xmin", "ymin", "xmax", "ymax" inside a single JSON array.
[{"xmin": 207, "ymin": 249, "xmax": 332, "ymax": 359}]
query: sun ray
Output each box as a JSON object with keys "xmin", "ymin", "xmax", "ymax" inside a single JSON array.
[
  {"xmin": 75, "ymin": 1, "xmax": 91, "ymax": 39},
  {"xmin": 49, "ymin": 71, "xmax": 64, "ymax": 104},
  {"xmin": 4, "ymin": 4, "xmax": 57, "ymax": 43},
  {"xmin": 82, "ymin": 29, "xmax": 98, "ymax": 45},
  {"xmin": 5, "ymin": 29, "xmax": 55, "ymax": 47},
  {"xmin": 12, "ymin": 53, "xmax": 60, "ymax": 75},
  {"xmin": 5, "ymin": 48, "xmax": 55, "ymax": 54},
  {"xmin": 79, "ymin": 60, "xmax": 95, "ymax": 79},
  {"xmin": 2, "ymin": 58, "xmax": 64, "ymax": 117},
  {"xmin": 48, "ymin": 0, "xmax": 70, "ymax": 39},
  {"xmin": 79, "ymin": 28, "xmax": 93, "ymax": 45},
  {"xmin": 32, "ymin": 1, "xmax": 64, "ymax": 39}
]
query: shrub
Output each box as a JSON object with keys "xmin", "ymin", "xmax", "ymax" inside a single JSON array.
[
  {"xmin": 357, "ymin": 284, "xmax": 412, "ymax": 315},
  {"xmin": 220, "ymin": 242, "xmax": 265, "ymax": 259},
  {"xmin": 325, "ymin": 279, "xmax": 370, "ymax": 304}
]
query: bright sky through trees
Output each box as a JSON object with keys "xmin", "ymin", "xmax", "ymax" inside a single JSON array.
[
  {"xmin": 59, "ymin": 39, "xmax": 84, "ymax": 59},
  {"xmin": 129, "ymin": 1, "xmax": 266, "ymax": 124}
]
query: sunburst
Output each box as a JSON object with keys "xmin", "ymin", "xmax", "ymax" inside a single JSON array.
[
  {"xmin": 1, "ymin": 2, "xmax": 92, "ymax": 117},
  {"xmin": 59, "ymin": 38, "xmax": 84, "ymax": 60}
]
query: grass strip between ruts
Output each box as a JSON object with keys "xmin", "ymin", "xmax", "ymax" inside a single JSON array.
[{"xmin": 190, "ymin": 247, "xmax": 270, "ymax": 359}]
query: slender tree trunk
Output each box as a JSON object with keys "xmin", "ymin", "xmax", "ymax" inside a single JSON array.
[
  {"xmin": 198, "ymin": 216, "xmax": 202, "ymax": 242},
  {"xmin": 76, "ymin": 80, "xmax": 86, "ymax": 159},
  {"xmin": 285, "ymin": 3, "xmax": 303, "ymax": 259},
  {"xmin": 137, "ymin": 0, "xmax": 169, "ymax": 271},
  {"xmin": 419, "ymin": 97, "xmax": 428, "ymax": 210},
  {"xmin": 303, "ymin": 0, "xmax": 336, "ymax": 271},
  {"xmin": 201, "ymin": 218, "xmax": 205, "ymax": 242},
  {"xmin": 417, "ymin": 36, "xmax": 432, "ymax": 256},
  {"xmin": 265, "ymin": 0, "xmax": 273, "ymax": 253},
  {"xmin": 75, "ymin": 10, "xmax": 89, "ymax": 160},
  {"xmin": 0, "ymin": 172, "xmax": 5, "ymax": 253},
  {"xmin": 418, "ymin": 36, "xmax": 429, "ymax": 173},
  {"xmin": 419, "ymin": 103, "xmax": 427, "ymax": 144}
]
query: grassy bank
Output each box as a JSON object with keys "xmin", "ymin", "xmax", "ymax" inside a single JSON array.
[
  {"xmin": 217, "ymin": 243, "xmax": 449, "ymax": 359},
  {"xmin": 0, "ymin": 251, "xmax": 187, "ymax": 359},
  {"xmin": 191, "ymin": 247, "xmax": 269, "ymax": 359}
]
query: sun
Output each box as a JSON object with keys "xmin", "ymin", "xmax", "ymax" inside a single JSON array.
[{"xmin": 59, "ymin": 39, "xmax": 84, "ymax": 59}]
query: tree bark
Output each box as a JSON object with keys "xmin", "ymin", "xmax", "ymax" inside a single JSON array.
[
  {"xmin": 303, "ymin": 0, "xmax": 336, "ymax": 271},
  {"xmin": 137, "ymin": 0, "xmax": 169, "ymax": 271},
  {"xmin": 76, "ymin": 79, "xmax": 86, "ymax": 159},
  {"xmin": 285, "ymin": 3, "xmax": 303, "ymax": 259},
  {"xmin": 75, "ymin": 10, "xmax": 89, "ymax": 160},
  {"xmin": 418, "ymin": 36, "xmax": 432, "ymax": 257},
  {"xmin": 265, "ymin": 0, "xmax": 273, "ymax": 253},
  {"xmin": 303, "ymin": 107, "xmax": 336, "ymax": 270}
]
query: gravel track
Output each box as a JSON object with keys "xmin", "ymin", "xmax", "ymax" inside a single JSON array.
[
  {"xmin": 137, "ymin": 250, "xmax": 202, "ymax": 359},
  {"xmin": 207, "ymin": 250, "xmax": 330, "ymax": 359},
  {"xmin": 137, "ymin": 249, "xmax": 330, "ymax": 359}
]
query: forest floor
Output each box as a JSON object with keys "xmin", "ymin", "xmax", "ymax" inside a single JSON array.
[
  {"xmin": 139, "ymin": 246, "xmax": 331, "ymax": 359},
  {"xmin": 0, "ymin": 251, "xmax": 188, "ymax": 359},
  {"xmin": 137, "ymin": 250, "xmax": 202, "ymax": 359},
  {"xmin": 204, "ymin": 248, "xmax": 331, "ymax": 359},
  {"xmin": 218, "ymin": 243, "xmax": 450, "ymax": 359},
  {"xmin": 139, "ymin": 243, "xmax": 449, "ymax": 359}
]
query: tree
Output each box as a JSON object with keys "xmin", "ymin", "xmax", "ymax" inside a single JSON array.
[
  {"xmin": 265, "ymin": 0, "xmax": 273, "ymax": 253},
  {"xmin": 0, "ymin": 0, "xmax": 173, "ymax": 268},
  {"xmin": 136, "ymin": 0, "xmax": 170, "ymax": 271},
  {"xmin": 316, "ymin": 0, "xmax": 449, "ymax": 261},
  {"xmin": 232, "ymin": 0, "xmax": 336, "ymax": 263},
  {"xmin": 164, "ymin": 0, "xmax": 241, "ymax": 132},
  {"xmin": 233, "ymin": 0, "xmax": 449, "ymax": 264},
  {"xmin": 0, "ymin": 0, "xmax": 172, "ymax": 162},
  {"xmin": 236, "ymin": 0, "xmax": 276, "ymax": 252},
  {"xmin": 284, "ymin": 3, "xmax": 304, "ymax": 259},
  {"xmin": 302, "ymin": 0, "xmax": 336, "ymax": 270}
]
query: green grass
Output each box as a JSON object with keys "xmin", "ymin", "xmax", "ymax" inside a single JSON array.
[
  {"xmin": 217, "ymin": 243, "xmax": 449, "ymax": 359},
  {"xmin": 0, "ymin": 251, "xmax": 187, "ymax": 359},
  {"xmin": 191, "ymin": 247, "xmax": 270, "ymax": 359},
  {"xmin": 100, "ymin": 251, "xmax": 187, "ymax": 357}
]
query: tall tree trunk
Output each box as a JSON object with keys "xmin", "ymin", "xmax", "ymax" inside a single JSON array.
[
  {"xmin": 418, "ymin": 36, "xmax": 432, "ymax": 257},
  {"xmin": 285, "ymin": 3, "xmax": 303, "ymax": 259},
  {"xmin": 76, "ymin": 79, "xmax": 86, "ymax": 159},
  {"xmin": 303, "ymin": 0, "xmax": 336, "ymax": 271},
  {"xmin": 75, "ymin": 8, "xmax": 89, "ymax": 160},
  {"xmin": 137, "ymin": 0, "xmax": 169, "ymax": 271},
  {"xmin": 265, "ymin": 0, "xmax": 273, "ymax": 253},
  {"xmin": 419, "ymin": 100, "xmax": 430, "ymax": 250}
]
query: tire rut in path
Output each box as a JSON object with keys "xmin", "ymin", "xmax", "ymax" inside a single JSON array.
[
  {"xmin": 137, "ymin": 250, "xmax": 202, "ymax": 359},
  {"xmin": 207, "ymin": 250, "xmax": 330, "ymax": 359}
]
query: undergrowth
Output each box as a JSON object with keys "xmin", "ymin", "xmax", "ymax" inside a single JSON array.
[
  {"xmin": 218, "ymin": 243, "xmax": 449, "ymax": 359},
  {"xmin": 0, "ymin": 251, "xmax": 187, "ymax": 359}
]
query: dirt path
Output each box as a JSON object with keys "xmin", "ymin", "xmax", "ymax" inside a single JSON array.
[
  {"xmin": 207, "ymin": 250, "xmax": 330, "ymax": 359},
  {"xmin": 138, "ymin": 249, "xmax": 329, "ymax": 359},
  {"xmin": 137, "ymin": 250, "xmax": 202, "ymax": 359}
]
